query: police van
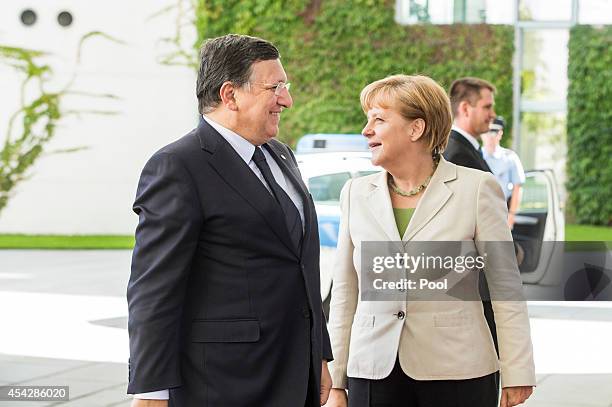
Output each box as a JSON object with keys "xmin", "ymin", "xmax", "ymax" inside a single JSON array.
[{"xmin": 295, "ymin": 134, "xmax": 369, "ymax": 154}]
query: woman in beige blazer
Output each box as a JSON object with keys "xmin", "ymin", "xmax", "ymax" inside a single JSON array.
[{"xmin": 325, "ymin": 75, "xmax": 535, "ymax": 407}]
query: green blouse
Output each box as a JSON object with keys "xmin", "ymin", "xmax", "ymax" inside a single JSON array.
[{"xmin": 392, "ymin": 207, "xmax": 416, "ymax": 238}]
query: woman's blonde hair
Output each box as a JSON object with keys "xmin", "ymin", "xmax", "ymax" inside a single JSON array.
[{"xmin": 360, "ymin": 74, "xmax": 452, "ymax": 155}]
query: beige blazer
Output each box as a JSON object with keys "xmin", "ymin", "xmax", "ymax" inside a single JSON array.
[{"xmin": 327, "ymin": 156, "xmax": 536, "ymax": 389}]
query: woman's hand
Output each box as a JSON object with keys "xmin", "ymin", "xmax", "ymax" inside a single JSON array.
[
  {"xmin": 323, "ymin": 388, "xmax": 348, "ymax": 407},
  {"xmin": 500, "ymin": 386, "xmax": 533, "ymax": 406}
]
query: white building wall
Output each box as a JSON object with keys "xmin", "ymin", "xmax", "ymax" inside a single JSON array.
[{"xmin": 0, "ymin": 0, "xmax": 198, "ymax": 234}]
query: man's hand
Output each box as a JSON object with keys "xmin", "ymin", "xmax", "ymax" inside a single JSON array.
[
  {"xmin": 320, "ymin": 360, "xmax": 332, "ymax": 405},
  {"xmin": 500, "ymin": 386, "xmax": 533, "ymax": 407},
  {"xmin": 323, "ymin": 388, "xmax": 347, "ymax": 407},
  {"xmin": 131, "ymin": 399, "xmax": 168, "ymax": 407}
]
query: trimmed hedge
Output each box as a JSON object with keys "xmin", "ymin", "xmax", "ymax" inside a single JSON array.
[
  {"xmin": 192, "ymin": 0, "xmax": 514, "ymax": 147},
  {"xmin": 567, "ymin": 25, "xmax": 612, "ymax": 226}
]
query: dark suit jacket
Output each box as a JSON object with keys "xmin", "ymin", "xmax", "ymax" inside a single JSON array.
[
  {"xmin": 443, "ymin": 129, "xmax": 492, "ymax": 172},
  {"xmin": 443, "ymin": 129, "xmax": 499, "ymax": 360},
  {"xmin": 127, "ymin": 119, "xmax": 333, "ymax": 407}
]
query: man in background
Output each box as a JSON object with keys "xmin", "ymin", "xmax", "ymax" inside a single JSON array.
[
  {"xmin": 482, "ymin": 116, "xmax": 526, "ymax": 229},
  {"xmin": 443, "ymin": 77, "xmax": 500, "ymax": 393},
  {"xmin": 443, "ymin": 77, "xmax": 496, "ymax": 172}
]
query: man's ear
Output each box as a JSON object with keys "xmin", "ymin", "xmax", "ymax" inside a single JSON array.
[
  {"xmin": 410, "ymin": 118, "xmax": 426, "ymax": 142},
  {"xmin": 219, "ymin": 81, "xmax": 239, "ymax": 111},
  {"xmin": 459, "ymin": 100, "xmax": 470, "ymax": 118}
]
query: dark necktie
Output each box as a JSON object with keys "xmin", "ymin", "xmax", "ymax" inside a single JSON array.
[
  {"xmin": 478, "ymin": 146, "xmax": 484, "ymax": 158},
  {"xmin": 252, "ymin": 146, "xmax": 303, "ymax": 252}
]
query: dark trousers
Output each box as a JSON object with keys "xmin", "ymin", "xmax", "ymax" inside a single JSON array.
[
  {"xmin": 305, "ymin": 363, "xmax": 317, "ymax": 407},
  {"xmin": 304, "ymin": 315, "xmax": 318, "ymax": 407},
  {"xmin": 348, "ymin": 358, "xmax": 499, "ymax": 407}
]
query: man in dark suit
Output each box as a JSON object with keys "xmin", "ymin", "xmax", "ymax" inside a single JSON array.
[
  {"xmin": 443, "ymin": 77, "xmax": 497, "ymax": 173},
  {"xmin": 127, "ymin": 34, "xmax": 333, "ymax": 407},
  {"xmin": 443, "ymin": 77, "xmax": 500, "ymax": 391}
]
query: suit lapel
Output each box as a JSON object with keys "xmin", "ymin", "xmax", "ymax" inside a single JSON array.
[
  {"xmin": 479, "ymin": 152, "xmax": 492, "ymax": 172},
  {"xmin": 197, "ymin": 122, "xmax": 298, "ymax": 257},
  {"xmin": 451, "ymin": 131, "xmax": 491, "ymax": 173},
  {"xmin": 402, "ymin": 157, "xmax": 456, "ymax": 242},
  {"xmin": 366, "ymin": 172, "xmax": 402, "ymax": 245},
  {"xmin": 264, "ymin": 142, "xmax": 313, "ymax": 253},
  {"xmin": 266, "ymin": 141, "xmax": 310, "ymax": 198}
]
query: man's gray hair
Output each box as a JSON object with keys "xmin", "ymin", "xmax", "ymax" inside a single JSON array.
[{"xmin": 196, "ymin": 34, "xmax": 280, "ymax": 114}]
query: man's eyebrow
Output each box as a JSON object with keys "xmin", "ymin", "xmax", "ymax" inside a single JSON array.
[{"xmin": 252, "ymin": 77, "xmax": 287, "ymax": 84}]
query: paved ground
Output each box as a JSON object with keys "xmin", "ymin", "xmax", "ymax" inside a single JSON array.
[
  {"xmin": 0, "ymin": 354, "xmax": 130, "ymax": 406},
  {"xmin": 1, "ymin": 250, "xmax": 612, "ymax": 406}
]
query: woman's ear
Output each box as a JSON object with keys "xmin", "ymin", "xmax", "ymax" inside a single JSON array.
[
  {"xmin": 219, "ymin": 81, "xmax": 239, "ymax": 111},
  {"xmin": 410, "ymin": 118, "xmax": 426, "ymax": 142}
]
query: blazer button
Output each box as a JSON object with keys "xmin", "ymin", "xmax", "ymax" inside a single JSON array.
[{"xmin": 396, "ymin": 311, "xmax": 405, "ymax": 320}]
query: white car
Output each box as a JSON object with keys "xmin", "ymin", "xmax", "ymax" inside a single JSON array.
[{"xmin": 295, "ymin": 152, "xmax": 381, "ymax": 313}]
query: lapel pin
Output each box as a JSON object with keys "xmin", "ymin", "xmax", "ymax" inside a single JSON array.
[{"xmin": 280, "ymin": 154, "xmax": 286, "ymax": 160}]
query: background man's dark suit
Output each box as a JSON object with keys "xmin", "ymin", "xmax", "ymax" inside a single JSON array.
[
  {"xmin": 127, "ymin": 118, "xmax": 333, "ymax": 406},
  {"xmin": 444, "ymin": 129, "xmax": 492, "ymax": 172},
  {"xmin": 443, "ymin": 128, "xmax": 499, "ymax": 360}
]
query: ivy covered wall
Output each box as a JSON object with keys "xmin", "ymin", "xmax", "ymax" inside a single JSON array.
[
  {"xmin": 567, "ymin": 25, "xmax": 612, "ymax": 225},
  {"xmin": 191, "ymin": 0, "xmax": 514, "ymax": 146}
]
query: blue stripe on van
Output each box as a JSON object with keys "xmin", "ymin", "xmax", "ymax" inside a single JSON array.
[{"xmin": 317, "ymin": 215, "xmax": 340, "ymax": 247}]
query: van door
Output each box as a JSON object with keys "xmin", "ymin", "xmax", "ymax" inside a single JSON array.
[{"xmin": 513, "ymin": 169, "xmax": 564, "ymax": 286}]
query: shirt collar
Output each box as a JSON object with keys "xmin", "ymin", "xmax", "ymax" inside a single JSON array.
[
  {"xmin": 202, "ymin": 115, "xmax": 255, "ymax": 164},
  {"xmin": 452, "ymin": 125, "xmax": 480, "ymax": 151}
]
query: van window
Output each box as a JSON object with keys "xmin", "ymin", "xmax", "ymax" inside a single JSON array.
[
  {"xmin": 520, "ymin": 173, "xmax": 549, "ymax": 213},
  {"xmin": 308, "ymin": 172, "xmax": 352, "ymax": 204}
]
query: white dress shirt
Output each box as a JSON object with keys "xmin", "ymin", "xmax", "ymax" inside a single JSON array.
[
  {"xmin": 451, "ymin": 124, "xmax": 480, "ymax": 151},
  {"xmin": 202, "ymin": 115, "xmax": 304, "ymax": 228},
  {"xmin": 133, "ymin": 115, "xmax": 305, "ymax": 400}
]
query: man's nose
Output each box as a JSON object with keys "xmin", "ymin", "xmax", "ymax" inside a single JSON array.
[{"xmin": 278, "ymin": 88, "xmax": 293, "ymax": 108}]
